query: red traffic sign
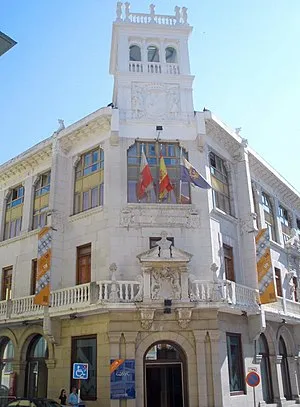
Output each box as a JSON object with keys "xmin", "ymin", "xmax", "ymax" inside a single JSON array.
[{"xmin": 246, "ymin": 371, "xmax": 260, "ymax": 387}]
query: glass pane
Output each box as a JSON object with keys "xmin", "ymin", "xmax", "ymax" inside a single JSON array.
[
  {"xmin": 72, "ymin": 337, "xmax": 97, "ymax": 399},
  {"xmin": 15, "ymin": 218, "xmax": 22, "ymax": 236},
  {"xmin": 91, "ymin": 188, "xmax": 98, "ymax": 208},
  {"xmin": 83, "ymin": 167, "xmax": 92, "ymax": 176},
  {"xmin": 32, "ymin": 337, "xmax": 48, "ymax": 358},
  {"xmin": 83, "ymin": 192, "xmax": 89, "ymax": 211},
  {"xmin": 165, "ymin": 47, "xmax": 177, "ymax": 63},
  {"xmin": 147, "ymin": 46, "xmax": 159, "ymax": 62},
  {"xmin": 129, "ymin": 45, "xmax": 141, "ymax": 61},
  {"xmin": 10, "ymin": 221, "xmax": 16, "ymax": 238},
  {"xmin": 84, "ymin": 153, "xmax": 91, "ymax": 167},
  {"xmin": 92, "ymin": 150, "xmax": 99, "ymax": 163}
]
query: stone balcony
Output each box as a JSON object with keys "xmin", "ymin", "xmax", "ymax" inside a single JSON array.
[{"xmin": 128, "ymin": 61, "xmax": 180, "ymax": 75}]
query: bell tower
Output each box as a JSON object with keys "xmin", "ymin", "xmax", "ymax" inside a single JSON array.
[{"xmin": 109, "ymin": 3, "xmax": 194, "ymax": 123}]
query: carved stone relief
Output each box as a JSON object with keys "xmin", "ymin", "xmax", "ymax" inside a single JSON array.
[
  {"xmin": 140, "ymin": 308, "xmax": 155, "ymax": 330},
  {"xmin": 131, "ymin": 83, "xmax": 180, "ymax": 120},
  {"xmin": 151, "ymin": 267, "xmax": 181, "ymax": 300},
  {"xmin": 120, "ymin": 205, "xmax": 200, "ymax": 229},
  {"xmin": 176, "ymin": 308, "xmax": 193, "ymax": 329}
]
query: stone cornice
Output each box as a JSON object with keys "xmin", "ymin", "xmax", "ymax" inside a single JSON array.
[
  {"xmin": 249, "ymin": 152, "xmax": 300, "ymax": 211},
  {"xmin": 205, "ymin": 112, "xmax": 300, "ymax": 212},
  {"xmin": 0, "ymin": 107, "xmax": 112, "ymax": 187}
]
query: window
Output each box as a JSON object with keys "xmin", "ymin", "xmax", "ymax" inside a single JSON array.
[
  {"xmin": 279, "ymin": 337, "xmax": 292, "ymax": 400},
  {"xmin": 74, "ymin": 147, "xmax": 104, "ymax": 214},
  {"xmin": 279, "ymin": 205, "xmax": 291, "ymax": 243},
  {"xmin": 71, "ymin": 336, "xmax": 97, "ymax": 400},
  {"xmin": 147, "ymin": 45, "xmax": 159, "ymax": 62},
  {"xmin": 150, "ymin": 237, "xmax": 174, "ymax": 249},
  {"xmin": 258, "ymin": 334, "xmax": 273, "ymax": 403},
  {"xmin": 1, "ymin": 267, "xmax": 12, "ymax": 301},
  {"xmin": 77, "ymin": 244, "xmax": 91, "ymax": 285},
  {"xmin": 32, "ymin": 172, "xmax": 50, "ymax": 230},
  {"xmin": 31, "ymin": 259, "xmax": 37, "ymax": 296},
  {"xmin": 127, "ymin": 141, "xmax": 190, "ymax": 204},
  {"xmin": 226, "ymin": 333, "xmax": 245, "ymax": 394},
  {"xmin": 165, "ymin": 47, "xmax": 177, "ymax": 63},
  {"xmin": 0, "ymin": 338, "xmax": 14, "ymax": 390},
  {"xmin": 223, "ymin": 244, "xmax": 235, "ymax": 282},
  {"xmin": 25, "ymin": 335, "xmax": 48, "ymax": 398},
  {"xmin": 4, "ymin": 186, "xmax": 24, "ymax": 240},
  {"xmin": 209, "ymin": 152, "xmax": 231, "ymax": 215},
  {"xmin": 262, "ymin": 192, "xmax": 276, "ymax": 241},
  {"xmin": 274, "ymin": 268, "xmax": 282, "ymax": 297},
  {"xmin": 129, "ymin": 45, "xmax": 141, "ymax": 61},
  {"xmin": 293, "ymin": 277, "xmax": 298, "ymax": 302}
]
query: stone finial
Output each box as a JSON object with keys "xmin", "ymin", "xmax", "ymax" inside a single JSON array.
[
  {"xmin": 116, "ymin": 2, "xmax": 123, "ymax": 21},
  {"xmin": 241, "ymin": 138, "xmax": 248, "ymax": 148},
  {"xmin": 174, "ymin": 6, "xmax": 181, "ymax": 24},
  {"xmin": 181, "ymin": 7, "xmax": 188, "ymax": 24},
  {"xmin": 56, "ymin": 119, "xmax": 65, "ymax": 133},
  {"xmin": 124, "ymin": 2, "xmax": 130, "ymax": 21},
  {"xmin": 235, "ymin": 127, "xmax": 242, "ymax": 136},
  {"xmin": 109, "ymin": 263, "xmax": 117, "ymax": 281},
  {"xmin": 149, "ymin": 4, "xmax": 155, "ymax": 22}
]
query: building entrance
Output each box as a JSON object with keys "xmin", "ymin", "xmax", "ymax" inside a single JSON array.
[{"xmin": 144, "ymin": 342, "xmax": 186, "ymax": 407}]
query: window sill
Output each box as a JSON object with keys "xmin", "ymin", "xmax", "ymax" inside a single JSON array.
[
  {"xmin": 127, "ymin": 202, "xmax": 193, "ymax": 210},
  {"xmin": 0, "ymin": 229, "xmax": 39, "ymax": 247},
  {"xmin": 69, "ymin": 205, "xmax": 104, "ymax": 222},
  {"xmin": 270, "ymin": 239, "xmax": 285, "ymax": 252},
  {"xmin": 211, "ymin": 207, "xmax": 238, "ymax": 224},
  {"xmin": 230, "ymin": 391, "xmax": 246, "ymax": 396}
]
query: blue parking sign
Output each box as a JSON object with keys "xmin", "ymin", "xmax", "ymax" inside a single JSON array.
[{"xmin": 73, "ymin": 363, "xmax": 88, "ymax": 380}]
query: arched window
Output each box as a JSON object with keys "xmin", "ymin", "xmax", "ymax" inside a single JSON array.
[
  {"xmin": 129, "ymin": 45, "xmax": 141, "ymax": 61},
  {"xmin": 127, "ymin": 141, "xmax": 190, "ymax": 204},
  {"xmin": 209, "ymin": 152, "xmax": 231, "ymax": 215},
  {"xmin": 147, "ymin": 46, "xmax": 159, "ymax": 62},
  {"xmin": 25, "ymin": 335, "xmax": 48, "ymax": 398},
  {"xmin": 4, "ymin": 185, "xmax": 24, "ymax": 240},
  {"xmin": 32, "ymin": 171, "xmax": 51, "ymax": 230},
  {"xmin": 258, "ymin": 334, "xmax": 273, "ymax": 403},
  {"xmin": 165, "ymin": 47, "xmax": 177, "ymax": 63},
  {"xmin": 0, "ymin": 338, "xmax": 14, "ymax": 390},
  {"xmin": 144, "ymin": 341, "xmax": 187, "ymax": 407},
  {"xmin": 262, "ymin": 192, "xmax": 276, "ymax": 241},
  {"xmin": 74, "ymin": 147, "xmax": 104, "ymax": 214},
  {"xmin": 279, "ymin": 336, "xmax": 292, "ymax": 400}
]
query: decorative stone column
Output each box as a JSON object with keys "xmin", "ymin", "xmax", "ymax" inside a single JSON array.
[
  {"xmin": 45, "ymin": 358, "xmax": 57, "ymax": 399},
  {"xmin": 11, "ymin": 361, "xmax": 26, "ymax": 397},
  {"xmin": 193, "ymin": 330, "xmax": 208, "ymax": 407},
  {"xmin": 108, "ymin": 333, "xmax": 121, "ymax": 407},
  {"xmin": 208, "ymin": 330, "xmax": 223, "ymax": 407},
  {"xmin": 270, "ymin": 355, "xmax": 286, "ymax": 405},
  {"xmin": 124, "ymin": 332, "xmax": 137, "ymax": 407},
  {"xmin": 287, "ymin": 355, "xmax": 300, "ymax": 402},
  {"xmin": 21, "ymin": 176, "xmax": 34, "ymax": 233},
  {"xmin": 294, "ymin": 356, "xmax": 300, "ymax": 403}
]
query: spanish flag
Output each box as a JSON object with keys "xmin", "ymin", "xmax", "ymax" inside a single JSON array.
[{"xmin": 159, "ymin": 154, "xmax": 173, "ymax": 200}]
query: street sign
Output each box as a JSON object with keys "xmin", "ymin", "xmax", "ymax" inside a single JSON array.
[
  {"xmin": 73, "ymin": 363, "xmax": 88, "ymax": 380},
  {"xmin": 246, "ymin": 371, "xmax": 260, "ymax": 387}
]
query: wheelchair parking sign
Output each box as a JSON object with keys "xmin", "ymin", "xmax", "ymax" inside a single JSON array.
[{"xmin": 73, "ymin": 363, "xmax": 89, "ymax": 380}]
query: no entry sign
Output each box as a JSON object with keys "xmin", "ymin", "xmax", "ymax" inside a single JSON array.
[{"xmin": 246, "ymin": 371, "xmax": 260, "ymax": 387}]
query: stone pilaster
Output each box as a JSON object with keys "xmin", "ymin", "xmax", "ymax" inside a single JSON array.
[
  {"xmin": 193, "ymin": 330, "xmax": 208, "ymax": 407},
  {"xmin": 109, "ymin": 332, "xmax": 121, "ymax": 407},
  {"xmin": 270, "ymin": 355, "xmax": 286, "ymax": 405},
  {"xmin": 124, "ymin": 332, "xmax": 137, "ymax": 407},
  {"xmin": 208, "ymin": 330, "xmax": 223, "ymax": 407},
  {"xmin": 11, "ymin": 361, "xmax": 26, "ymax": 397}
]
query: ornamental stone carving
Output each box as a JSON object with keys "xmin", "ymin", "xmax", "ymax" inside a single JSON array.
[
  {"xmin": 120, "ymin": 205, "xmax": 200, "ymax": 229},
  {"xmin": 176, "ymin": 308, "xmax": 193, "ymax": 329},
  {"xmin": 151, "ymin": 267, "xmax": 181, "ymax": 300},
  {"xmin": 140, "ymin": 309, "xmax": 155, "ymax": 330},
  {"xmin": 131, "ymin": 83, "xmax": 180, "ymax": 120}
]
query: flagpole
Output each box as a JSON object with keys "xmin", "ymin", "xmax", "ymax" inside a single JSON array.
[{"xmin": 179, "ymin": 147, "xmax": 182, "ymax": 204}]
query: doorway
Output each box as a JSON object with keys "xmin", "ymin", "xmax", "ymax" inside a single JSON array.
[{"xmin": 144, "ymin": 342, "xmax": 187, "ymax": 407}]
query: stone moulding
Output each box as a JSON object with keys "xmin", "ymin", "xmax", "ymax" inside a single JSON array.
[{"xmin": 120, "ymin": 204, "xmax": 200, "ymax": 228}]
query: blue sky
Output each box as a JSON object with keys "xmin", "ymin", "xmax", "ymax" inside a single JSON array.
[{"xmin": 1, "ymin": 1, "xmax": 300, "ymax": 191}]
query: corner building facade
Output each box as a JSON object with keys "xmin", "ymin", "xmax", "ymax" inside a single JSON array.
[{"xmin": 1, "ymin": 4, "xmax": 300, "ymax": 407}]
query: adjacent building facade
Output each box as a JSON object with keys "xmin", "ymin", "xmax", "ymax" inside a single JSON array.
[{"xmin": 0, "ymin": 3, "xmax": 300, "ymax": 407}]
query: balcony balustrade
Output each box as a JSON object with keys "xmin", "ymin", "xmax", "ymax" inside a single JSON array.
[
  {"xmin": 128, "ymin": 61, "xmax": 180, "ymax": 75},
  {"xmin": 0, "ymin": 277, "xmax": 265, "ymax": 324}
]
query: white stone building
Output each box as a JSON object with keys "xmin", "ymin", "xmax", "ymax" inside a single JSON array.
[{"xmin": 0, "ymin": 3, "xmax": 300, "ymax": 407}]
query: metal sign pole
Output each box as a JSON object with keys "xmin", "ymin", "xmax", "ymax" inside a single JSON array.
[
  {"xmin": 253, "ymin": 386, "xmax": 256, "ymax": 407},
  {"xmin": 78, "ymin": 379, "xmax": 81, "ymax": 406}
]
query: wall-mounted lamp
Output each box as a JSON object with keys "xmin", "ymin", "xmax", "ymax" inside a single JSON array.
[
  {"xmin": 156, "ymin": 125, "xmax": 163, "ymax": 141},
  {"xmin": 164, "ymin": 299, "xmax": 172, "ymax": 314}
]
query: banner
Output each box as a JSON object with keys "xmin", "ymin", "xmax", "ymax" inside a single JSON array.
[
  {"xmin": 256, "ymin": 228, "xmax": 276, "ymax": 304},
  {"xmin": 110, "ymin": 359, "xmax": 135, "ymax": 400},
  {"xmin": 34, "ymin": 226, "xmax": 52, "ymax": 306}
]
